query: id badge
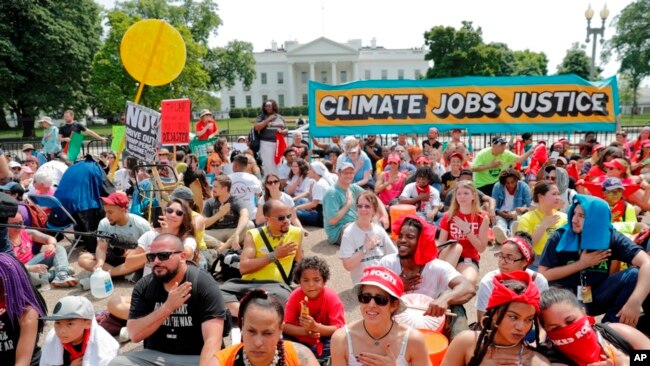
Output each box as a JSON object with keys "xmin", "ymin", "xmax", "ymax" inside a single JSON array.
[
  {"xmin": 577, "ymin": 286, "xmax": 583, "ymax": 301},
  {"xmin": 581, "ymin": 286, "xmax": 593, "ymax": 304}
]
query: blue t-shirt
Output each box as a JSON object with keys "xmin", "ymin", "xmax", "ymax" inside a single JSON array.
[
  {"xmin": 344, "ymin": 155, "xmax": 373, "ymax": 183},
  {"xmin": 323, "ymin": 183, "xmax": 365, "ymax": 243},
  {"xmin": 540, "ymin": 228, "xmax": 641, "ymax": 290}
]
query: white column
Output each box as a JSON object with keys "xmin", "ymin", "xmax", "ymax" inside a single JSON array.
[
  {"xmin": 331, "ymin": 62, "xmax": 337, "ymax": 84},
  {"xmin": 286, "ymin": 62, "xmax": 294, "ymax": 106},
  {"xmin": 309, "ymin": 62, "xmax": 315, "ymax": 81},
  {"xmin": 353, "ymin": 61, "xmax": 360, "ymax": 81}
]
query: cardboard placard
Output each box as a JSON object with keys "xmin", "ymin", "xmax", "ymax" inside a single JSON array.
[
  {"xmin": 161, "ymin": 99, "xmax": 191, "ymax": 145},
  {"xmin": 125, "ymin": 101, "xmax": 160, "ymax": 162}
]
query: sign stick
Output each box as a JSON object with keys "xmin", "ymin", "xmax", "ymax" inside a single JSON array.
[{"xmin": 109, "ymin": 82, "xmax": 145, "ymax": 180}]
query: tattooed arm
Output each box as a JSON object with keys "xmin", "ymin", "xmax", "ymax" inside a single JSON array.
[{"xmin": 292, "ymin": 341, "xmax": 320, "ymax": 366}]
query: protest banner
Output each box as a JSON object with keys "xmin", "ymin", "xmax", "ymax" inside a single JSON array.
[
  {"xmin": 111, "ymin": 125, "xmax": 126, "ymax": 153},
  {"xmin": 189, "ymin": 137, "xmax": 217, "ymax": 170},
  {"xmin": 125, "ymin": 101, "xmax": 160, "ymax": 162},
  {"xmin": 308, "ymin": 74, "xmax": 619, "ymax": 137},
  {"xmin": 67, "ymin": 132, "xmax": 84, "ymax": 162},
  {"xmin": 161, "ymin": 99, "xmax": 191, "ymax": 145}
]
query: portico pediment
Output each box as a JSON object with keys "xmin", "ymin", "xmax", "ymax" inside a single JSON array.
[{"xmin": 287, "ymin": 37, "xmax": 358, "ymax": 57}]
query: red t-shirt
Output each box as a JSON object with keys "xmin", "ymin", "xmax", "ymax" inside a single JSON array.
[
  {"xmin": 196, "ymin": 119, "xmax": 217, "ymax": 140},
  {"xmin": 439, "ymin": 211, "xmax": 486, "ymax": 262},
  {"xmin": 284, "ymin": 286, "xmax": 345, "ymax": 346},
  {"xmin": 585, "ymin": 165, "xmax": 606, "ymax": 182}
]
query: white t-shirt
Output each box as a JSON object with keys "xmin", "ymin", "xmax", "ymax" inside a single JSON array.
[
  {"xmin": 379, "ymin": 254, "xmax": 460, "ymax": 299},
  {"xmin": 400, "ymin": 183, "xmax": 441, "ymax": 212},
  {"xmin": 339, "ymin": 222, "xmax": 397, "ymax": 283},
  {"xmin": 229, "ymin": 171, "xmax": 262, "ymax": 216},
  {"xmin": 138, "ymin": 230, "xmax": 197, "ymax": 276},
  {"xmin": 278, "ymin": 163, "xmax": 291, "ymax": 180},
  {"xmin": 312, "ymin": 177, "xmax": 333, "ymax": 202},
  {"xmin": 502, "ymin": 190, "xmax": 515, "ymax": 211},
  {"xmin": 286, "ymin": 175, "xmax": 315, "ymax": 197},
  {"xmin": 36, "ymin": 160, "xmax": 68, "ymax": 187},
  {"xmin": 258, "ymin": 192, "xmax": 295, "ymax": 209},
  {"xmin": 113, "ymin": 169, "xmax": 132, "ymax": 192},
  {"xmin": 476, "ymin": 269, "xmax": 549, "ymax": 312}
]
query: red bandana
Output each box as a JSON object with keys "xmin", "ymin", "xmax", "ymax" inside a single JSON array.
[
  {"xmin": 546, "ymin": 315, "xmax": 602, "ymax": 366},
  {"xmin": 62, "ymin": 328, "xmax": 90, "ymax": 362},
  {"xmin": 415, "ymin": 184, "xmax": 430, "ymax": 211},
  {"xmin": 486, "ymin": 271, "xmax": 540, "ymax": 313},
  {"xmin": 610, "ymin": 199, "xmax": 626, "ymax": 223},
  {"xmin": 504, "ymin": 237, "xmax": 533, "ymax": 266},
  {"xmin": 392, "ymin": 214, "xmax": 437, "ymax": 265}
]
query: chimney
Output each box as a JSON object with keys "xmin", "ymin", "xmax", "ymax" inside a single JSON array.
[{"xmin": 370, "ymin": 37, "xmax": 377, "ymax": 49}]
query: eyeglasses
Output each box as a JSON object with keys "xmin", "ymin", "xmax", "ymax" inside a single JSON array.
[
  {"xmin": 356, "ymin": 204, "xmax": 372, "ymax": 209},
  {"xmin": 273, "ymin": 213, "xmax": 292, "ymax": 221},
  {"xmin": 358, "ymin": 293, "xmax": 391, "ymax": 306},
  {"xmin": 266, "ymin": 180, "xmax": 280, "ymax": 185},
  {"xmin": 165, "ymin": 207, "xmax": 184, "ymax": 216},
  {"xmin": 146, "ymin": 251, "xmax": 182, "ymax": 262},
  {"xmin": 545, "ymin": 175, "xmax": 557, "ymax": 181},
  {"xmin": 604, "ymin": 190, "xmax": 623, "ymax": 195},
  {"xmin": 395, "ymin": 149, "xmax": 406, "ymax": 153},
  {"xmin": 494, "ymin": 253, "xmax": 525, "ymax": 264}
]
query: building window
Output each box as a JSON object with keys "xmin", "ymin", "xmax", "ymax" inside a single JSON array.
[
  {"xmin": 229, "ymin": 96, "xmax": 236, "ymax": 109},
  {"xmin": 398, "ymin": 69, "xmax": 404, "ymax": 79},
  {"xmin": 262, "ymin": 95, "xmax": 268, "ymax": 103},
  {"xmin": 415, "ymin": 69, "xmax": 422, "ymax": 79},
  {"xmin": 302, "ymin": 94, "xmax": 308, "ymax": 106},
  {"xmin": 245, "ymin": 95, "xmax": 252, "ymax": 108},
  {"xmin": 340, "ymin": 70, "xmax": 348, "ymax": 83},
  {"xmin": 301, "ymin": 71, "xmax": 308, "ymax": 84},
  {"xmin": 277, "ymin": 72, "xmax": 284, "ymax": 84},
  {"xmin": 381, "ymin": 70, "xmax": 388, "ymax": 80},
  {"xmin": 278, "ymin": 94, "xmax": 285, "ymax": 107},
  {"xmin": 364, "ymin": 70, "xmax": 371, "ymax": 80},
  {"xmin": 321, "ymin": 71, "xmax": 327, "ymax": 83},
  {"xmin": 261, "ymin": 72, "xmax": 267, "ymax": 85}
]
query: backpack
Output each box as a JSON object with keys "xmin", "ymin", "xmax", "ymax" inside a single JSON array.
[
  {"xmin": 248, "ymin": 126, "xmax": 260, "ymax": 153},
  {"xmin": 210, "ymin": 249, "xmax": 242, "ymax": 282},
  {"xmin": 22, "ymin": 202, "xmax": 48, "ymax": 228}
]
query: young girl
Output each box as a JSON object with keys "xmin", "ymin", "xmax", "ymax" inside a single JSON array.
[
  {"xmin": 283, "ymin": 256, "xmax": 346, "ymax": 360},
  {"xmin": 438, "ymin": 180, "xmax": 489, "ymax": 286},
  {"xmin": 539, "ymin": 287, "xmax": 650, "ymax": 366}
]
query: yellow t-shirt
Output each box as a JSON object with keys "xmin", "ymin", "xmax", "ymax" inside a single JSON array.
[
  {"xmin": 241, "ymin": 226, "xmax": 301, "ymax": 283},
  {"xmin": 517, "ymin": 208, "xmax": 568, "ymax": 255}
]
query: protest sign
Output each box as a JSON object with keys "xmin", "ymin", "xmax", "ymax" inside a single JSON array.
[
  {"xmin": 125, "ymin": 101, "xmax": 160, "ymax": 162},
  {"xmin": 161, "ymin": 99, "xmax": 191, "ymax": 145},
  {"xmin": 189, "ymin": 137, "xmax": 216, "ymax": 170},
  {"xmin": 67, "ymin": 132, "xmax": 84, "ymax": 162},
  {"xmin": 308, "ymin": 74, "xmax": 619, "ymax": 136},
  {"xmin": 111, "ymin": 126, "xmax": 126, "ymax": 153}
]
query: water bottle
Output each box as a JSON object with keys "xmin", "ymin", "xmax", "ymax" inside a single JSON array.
[
  {"xmin": 39, "ymin": 272, "xmax": 51, "ymax": 291},
  {"xmin": 90, "ymin": 268, "xmax": 114, "ymax": 299}
]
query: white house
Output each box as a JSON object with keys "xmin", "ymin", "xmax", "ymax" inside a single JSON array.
[{"xmin": 220, "ymin": 37, "xmax": 431, "ymax": 110}]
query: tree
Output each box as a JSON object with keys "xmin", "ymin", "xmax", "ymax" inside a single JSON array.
[
  {"xmin": 604, "ymin": 0, "xmax": 650, "ymax": 114},
  {"xmin": 0, "ymin": 0, "xmax": 102, "ymax": 137},
  {"xmin": 512, "ymin": 50, "xmax": 548, "ymax": 76},
  {"xmin": 557, "ymin": 43, "xmax": 592, "ymax": 79},
  {"xmin": 205, "ymin": 40, "xmax": 256, "ymax": 90}
]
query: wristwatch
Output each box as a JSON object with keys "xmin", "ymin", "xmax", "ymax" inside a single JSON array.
[
  {"xmin": 267, "ymin": 252, "xmax": 277, "ymax": 261},
  {"xmin": 361, "ymin": 247, "xmax": 368, "ymax": 255}
]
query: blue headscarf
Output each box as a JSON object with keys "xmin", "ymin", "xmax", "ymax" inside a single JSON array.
[{"xmin": 556, "ymin": 194, "xmax": 612, "ymax": 252}]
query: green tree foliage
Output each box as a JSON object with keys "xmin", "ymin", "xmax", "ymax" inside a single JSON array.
[
  {"xmin": 604, "ymin": 0, "xmax": 650, "ymax": 114},
  {"xmin": 0, "ymin": 0, "xmax": 101, "ymax": 137},
  {"xmin": 206, "ymin": 40, "xmax": 256, "ymax": 90},
  {"xmin": 557, "ymin": 43, "xmax": 592, "ymax": 79},
  {"xmin": 423, "ymin": 21, "xmax": 548, "ymax": 78}
]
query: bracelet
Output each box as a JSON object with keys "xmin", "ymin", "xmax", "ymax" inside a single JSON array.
[{"xmin": 267, "ymin": 252, "xmax": 276, "ymax": 262}]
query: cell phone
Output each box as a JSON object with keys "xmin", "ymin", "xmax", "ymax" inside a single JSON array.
[
  {"xmin": 550, "ymin": 151, "xmax": 560, "ymax": 159},
  {"xmin": 150, "ymin": 206, "xmax": 163, "ymax": 228}
]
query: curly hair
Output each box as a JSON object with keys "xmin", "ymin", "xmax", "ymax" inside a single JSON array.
[
  {"xmin": 294, "ymin": 256, "xmax": 331, "ymax": 283},
  {"xmin": 498, "ymin": 168, "xmax": 522, "ymax": 185},
  {"xmin": 289, "ymin": 158, "xmax": 309, "ymax": 180}
]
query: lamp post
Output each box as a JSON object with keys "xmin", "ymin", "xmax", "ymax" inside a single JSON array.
[{"xmin": 585, "ymin": 3, "xmax": 610, "ymax": 80}]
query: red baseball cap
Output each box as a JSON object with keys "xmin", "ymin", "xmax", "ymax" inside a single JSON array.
[
  {"xmin": 101, "ymin": 192, "xmax": 129, "ymax": 209},
  {"xmin": 387, "ymin": 153, "xmax": 401, "ymax": 164},
  {"xmin": 353, "ymin": 266, "xmax": 406, "ymax": 313},
  {"xmin": 415, "ymin": 156, "xmax": 430, "ymax": 165},
  {"xmin": 448, "ymin": 152, "xmax": 463, "ymax": 161},
  {"xmin": 603, "ymin": 160, "xmax": 626, "ymax": 171}
]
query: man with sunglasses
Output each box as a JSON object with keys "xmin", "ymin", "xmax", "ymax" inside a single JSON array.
[
  {"xmin": 219, "ymin": 199, "xmax": 303, "ymax": 318},
  {"xmin": 78, "ymin": 192, "xmax": 151, "ymax": 279},
  {"xmin": 110, "ymin": 234, "xmax": 227, "ymax": 366}
]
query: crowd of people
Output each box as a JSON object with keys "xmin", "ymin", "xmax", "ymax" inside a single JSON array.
[{"xmin": 0, "ymin": 102, "xmax": 649, "ymax": 365}]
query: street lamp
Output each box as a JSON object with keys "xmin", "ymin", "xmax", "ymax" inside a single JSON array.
[{"xmin": 585, "ymin": 3, "xmax": 609, "ymax": 80}]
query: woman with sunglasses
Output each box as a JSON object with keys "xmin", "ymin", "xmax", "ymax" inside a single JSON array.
[
  {"xmin": 340, "ymin": 191, "xmax": 396, "ymax": 283},
  {"xmin": 631, "ymin": 139, "xmax": 650, "ymax": 176},
  {"xmin": 375, "ymin": 153, "xmax": 408, "ymax": 206},
  {"xmin": 443, "ymin": 272, "xmax": 550, "ymax": 366},
  {"xmin": 438, "ymin": 180, "xmax": 489, "ymax": 287},
  {"xmin": 256, "ymin": 173, "xmax": 305, "ymax": 233},
  {"xmin": 331, "ymin": 266, "xmax": 430, "ymax": 366}
]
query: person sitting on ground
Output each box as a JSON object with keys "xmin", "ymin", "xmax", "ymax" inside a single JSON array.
[
  {"xmin": 283, "ymin": 256, "xmax": 346, "ymax": 360},
  {"xmin": 330, "ymin": 266, "xmax": 431, "ymax": 366},
  {"xmin": 491, "ymin": 168, "xmax": 532, "ymax": 244},
  {"xmin": 388, "ymin": 145, "xmax": 416, "ymax": 174},
  {"xmin": 539, "ymin": 287, "xmax": 650, "ymax": 365},
  {"xmin": 399, "ymin": 165, "xmax": 441, "ymax": 224},
  {"xmin": 210, "ymin": 289, "xmax": 319, "ymax": 366},
  {"xmin": 109, "ymin": 234, "xmax": 227, "ymax": 366},
  {"xmin": 442, "ymin": 271, "xmax": 550, "ymax": 366},
  {"xmin": 229, "ymin": 154, "xmax": 262, "ymax": 219},
  {"xmin": 340, "ymin": 191, "xmax": 396, "ymax": 283},
  {"xmin": 362, "ymin": 134, "xmax": 382, "ymax": 175},
  {"xmin": 631, "ymin": 139, "xmax": 650, "ymax": 177},
  {"xmin": 255, "ymin": 173, "xmax": 305, "ymax": 233},
  {"xmin": 441, "ymin": 169, "xmax": 496, "ymax": 222},
  {"xmin": 341, "ymin": 138, "xmax": 374, "ymax": 189},
  {"xmin": 475, "ymin": 232, "xmax": 548, "ymax": 322},
  {"xmin": 29, "ymin": 171, "xmax": 55, "ymax": 196},
  {"xmin": 422, "ymin": 127, "xmax": 443, "ymax": 157},
  {"xmin": 289, "ymin": 131, "xmax": 309, "ymax": 159},
  {"xmin": 539, "ymin": 194, "xmax": 650, "ymax": 335},
  {"xmin": 602, "ymin": 177, "xmax": 637, "ymax": 225},
  {"xmin": 440, "ymin": 152, "xmax": 464, "ymax": 199},
  {"xmin": 285, "ymin": 158, "xmax": 315, "ymax": 205},
  {"xmin": 219, "ymin": 199, "xmax": 304, "ymax": 319},
  {"xmin": 77, "ymin": 192, "xmax": 151, "ymax": 278},
  {"xmin": 7, "ymin": 212, "xmax": 77, "ymax": 288},
  {"xmin": 203, "ymin": 175, "xmax": 254, "ymax": 252},
  {"xmin": 295, "ymin": 161, "xmax": 336, "ymax": 227},
  {"xmin": 374, "ymin": 153, "xmax": 408, "ymax": 206},
  {"xmin": 40, "ymin": 296, "xmax": 119, "ymax": 366},
  {"xmin": 168, "ymin": 186, "xmax": 210, "ymax": 268},
  {"xmin": 544, "ymin": 166, "xmax": 577, "ymax": 213},
  {"xmin": 278, "ymin": 147, "xmax": 297, "ymax": 189},
  {"xmin": 374, "ymin": 146, "xmax": 391, "ymax": 176},
  {"xmin": 380, "ymin": 215, "xmax": 475, "ymax": 339}
]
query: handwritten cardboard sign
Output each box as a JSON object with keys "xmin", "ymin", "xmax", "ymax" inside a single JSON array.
[
  {"xmin": 125, "ymin": 101, "xmax": 160, "ymax": 162},
  {"xmin": 161, "ymin": 99, "xmax": 191, "ymax": 145}
]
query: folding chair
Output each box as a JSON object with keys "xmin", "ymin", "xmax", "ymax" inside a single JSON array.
[{"xmin": 28, "ymin": 194, "xmax": 82, "ymax": 259}]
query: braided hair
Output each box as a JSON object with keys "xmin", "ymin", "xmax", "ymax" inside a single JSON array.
[
  {"xmin": 468, "ymin": 279, "xmax": 541, "ymax": 366},
  {"xmin": 239, "ymin": 289, "xmax": 287, "ymax": 365},
  {"xmin": 0, "ymin": 253, "xmax": 47, "ymax": 331}
]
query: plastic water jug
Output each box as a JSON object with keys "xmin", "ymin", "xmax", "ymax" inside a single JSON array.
[{"xmin": 90, "ymin": 268, "xmax": 114, "ymax": 299}]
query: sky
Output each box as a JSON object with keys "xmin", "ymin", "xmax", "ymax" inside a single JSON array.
[{"xmin": 96, "ymin": 0, "xmax": 644, "ymax": 85}]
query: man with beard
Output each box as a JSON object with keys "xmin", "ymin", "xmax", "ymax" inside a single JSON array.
[
  {"xmin": 379, "ymin": 214, "xmax": 475, "ymax": 339},
  {"xmin": 78, "ymin": 192, "xmax": 151, "ymax": 278},
  {"xmin": 109, "ymin": 234, "xmax": 227, "ymax": 366},
  {"xmin": 361, "ymin": 134, "xmax": 382, "ymax": 175},
  {"xmin": 219, "ymin": 199, "xmax": 303, "ymax": 317}
]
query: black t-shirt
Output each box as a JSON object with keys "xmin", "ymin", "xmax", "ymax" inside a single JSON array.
[
  {"xmin": 63, "ymin": 342, "xmax": 84, "ymax": 365},
  {"xmin": 441, "ymin": 171, "xmax": 459, "ymax": 191},
  {"xmin": 540, "ymin": 228, "xmax": 641, "ymax": 291},
  {"xmin": 363, "ymin": 140, "xmax": 382, "ymax": 171},
  {"xmin": 422, "ymin": 139, "xmax": 442, "ymax": 153},
  {"xmin": 202, "ymin": 196, "xmax": 245, "ymax": 230},
  {"xmin": 59, "ymin": 123, "xmax": 87, "ymax": 149},
  {"xmin": 129, "ymin": 265, "xmax": 227, "ymax": 355}
]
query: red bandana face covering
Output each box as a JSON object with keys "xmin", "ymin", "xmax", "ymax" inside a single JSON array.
[
  {"xmin": 545, "ymin": 315, "xmax": 602, "ymax": 366},
  {"xmin": 62, "ymin": 328, "xmax": 91, "ymax": 362}
]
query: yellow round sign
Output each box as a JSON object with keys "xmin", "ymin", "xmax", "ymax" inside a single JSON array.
[{"xmin": 120, "ymin": 19, "xmax": 186, "ymax": 86}]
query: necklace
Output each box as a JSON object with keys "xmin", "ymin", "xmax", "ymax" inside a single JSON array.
[
  {"xmin": 363, "ymin": 320, "xmax": 394, "ymax": 346},
  {"xmin": 243, "ymin": 347, "xmax": 279, "ymax": 366},
  {"xmin": 491, "ymin": 341, "xmax": 521, "ymax": 349}
]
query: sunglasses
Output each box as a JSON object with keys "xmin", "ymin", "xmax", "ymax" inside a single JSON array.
[
  {"xmin": 356, "ymin": 204, "xmax": 372, "ymax": 209},
  {"xmin": 545, "ymin": 175, "xmax": 557, "ymax": 181},
  {"xmin": 165, "ymin": 207, "xmax": 184, "ymax": 216},
  {"xmin": 273, "ymin": 213, "xmax": 292, "ymax": 221},
  {"xmin": 266, "ymin": 180, "xmax": 280, "ymax": 185},
  {"xmin": 146, "ymin": 251, "xmax": 182, "ymax": 262},
  {"xmin": 358, "ymin": 293, "xmax": 391, "ymax": 306}
]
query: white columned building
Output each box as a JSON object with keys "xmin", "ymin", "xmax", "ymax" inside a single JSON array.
[{"xmin": 220, "ymin": 37, "xmax": 430, "ymax": 110}]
